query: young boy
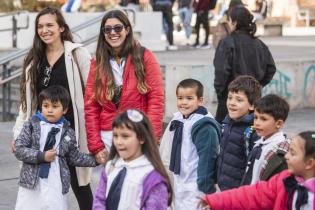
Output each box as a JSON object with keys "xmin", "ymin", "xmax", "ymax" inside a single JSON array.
[
  {"xmin": 159, "ymin": 78, "xmax": 221, "ymax": 209},
  {"xmin": 14, "ymin": 86, "xmax": 104, "ymax": 210},
  {"xmin": 241, "ymin": 94, "xmax": 290, "ymax": 185},
  {"xmin": 198, "ymin": 131, "xmax": 315, "ymax": 210},
  {"xmin": 217, "ymin": 75, "xmax": 261, "ymax": 191}
]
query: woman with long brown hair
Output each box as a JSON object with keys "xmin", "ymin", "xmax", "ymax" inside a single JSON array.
[
  {"xmin": 12, "ymin": 7, "xmax": 93, "ymax": 210},
  {"xmin": 84, "ymin": 9, "xmax": 164, "ymax": 160}
]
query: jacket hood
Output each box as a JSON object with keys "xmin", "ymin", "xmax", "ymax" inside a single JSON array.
[
  {"xmin": 223, "ymin": 112, "xmax": 254, "ymax": 125},
  {"xmin": 64, "ymin": 40, "xmax": 83, "ymax": 54}
]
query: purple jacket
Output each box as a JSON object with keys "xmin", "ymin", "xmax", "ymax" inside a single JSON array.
[{"xmin": 93, "ymin": 170, "xmax": 169, "ymax": 210}]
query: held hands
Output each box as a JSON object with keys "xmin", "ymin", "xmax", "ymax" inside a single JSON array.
[
  {"xmin": 95, "ymin": 148, "xmax": 108, "ymax": 164},
  {"xmin": 44, "ymin": 149, "xmax": 57, "ymax": 162},
  {"xmin": 197, "ymin": 197, "xmax": 211, "ymax": 210}
]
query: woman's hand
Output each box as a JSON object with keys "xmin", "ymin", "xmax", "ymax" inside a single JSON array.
[{"xmin": 95, "ymin": 148, "xmax": 108, "ymax": 164}]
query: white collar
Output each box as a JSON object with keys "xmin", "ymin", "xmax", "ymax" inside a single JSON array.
[
  {"xmin": 111, "ymin": 155, "xmax": 151, "ymax": 169},
  {"xmin": 255, "ymin": 131, "xmax": 285, "ymax": 146}
]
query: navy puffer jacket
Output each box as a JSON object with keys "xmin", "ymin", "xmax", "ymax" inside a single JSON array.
[{"xmin": 216, "ymin": 113, "xmax": 259, "ymax": 191}]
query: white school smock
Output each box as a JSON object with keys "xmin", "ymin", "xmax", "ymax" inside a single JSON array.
[
  {"xmin": 105, "ymin": 155, "xmax": 154, "ymax": 210},
  {"xmin": 15, "ymin": 122, "xmax": 67, "ymax": 210},
  {"xmin": 171, "ymin": 112, "xmax": 206, "ymax": 210},
  {"xmin": 251, "ymin": 131, "xmax": 287, "ymax": 185}
]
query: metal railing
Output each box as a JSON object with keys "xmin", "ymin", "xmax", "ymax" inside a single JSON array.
[
  {"xmin": 0, "ymin": 8, "xmax": 136, "ymax": 121},
  {"xmin": 0, "ymin": 11, "xmax": 30, "ymax": 48}
]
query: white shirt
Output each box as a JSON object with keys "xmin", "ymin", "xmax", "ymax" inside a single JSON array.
[
  {"xmin": 170, "ymin": 112, "xmax": 213, "ymax": 210},
  {"xmin": 15, "ymin": 121, "xmax": 67, "ymax": 210},
  {"xmin": 109, "ymin": 57, "xmax": 126, "ymax": 87},
  {"xmin": 105, "ymin": 155, "xmax": 154, "ymax": 210},
  {"xmin": 251, "ymin": 131, "xmax": 287, "ymax": 184}
]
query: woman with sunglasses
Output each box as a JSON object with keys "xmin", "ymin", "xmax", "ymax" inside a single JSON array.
[
  {"xmin": 84, "ymin": 9, "xmax": 164, "ymax": 160},
  {"xmin": 12, "ymin": 7, "xmax": 94, "ymax": 210}
]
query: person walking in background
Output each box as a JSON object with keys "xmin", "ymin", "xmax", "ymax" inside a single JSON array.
[
  {"xmin": 193, "ymin": 0, "xmax": 215, "ymax": 48},
  {"xmin": 11, "ymin": 7, "xmax": 94, "ymax": 210},
  {"xmin": 216, "ymin": 76, "xmax": 261, "ymax": 191},
  {"xmin": 93, "ymin": 109, "xmax": 173, "ymax": 210},
  {"xmin": 14, "ymin": 86, "xmax": 103, "ymax": 210},
  {"xmin": 252, "ymin": 0, "xmax": 267, "ymax": 21},
  {"xmin": 84, "ymin": 10, "xmax": 164, "ymax": 161},
  {"xmin": 198, "ymin": 130, "xmax": 315, "ymax": 210},
  {"xmin": 178, "ymin": 0, "xmax": 194, "ymax": 45},
  {"xmin": 212, "ymin": 0, "xmax": 245, "ymax": 49},
  {"xmin": 214, "ymin": 5, "xmax": 276, "ymax": 123},
  {"xmin": 61, "ymin": 0, "xmax": 82, "ymax": 12},
  {"xmin": 159, "ymin": 79, "xmax": 221, "ymax": 209},
  {"xmin": 153, "ymin": 0, "xmax": 178, "ymax": 50}
]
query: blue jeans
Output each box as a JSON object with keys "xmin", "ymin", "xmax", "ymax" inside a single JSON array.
[{"xmin": 178, "ymin": 7, "xmax": 193, "ymax": 39}]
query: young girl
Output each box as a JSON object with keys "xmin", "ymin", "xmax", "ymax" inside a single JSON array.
[
  {"xmin": 198, "ymin": 131, "xmax": 315, "ymax": 210},
  {"xmin": 93, "ymin": 109, "xmax": 173, "ymax": 210}
]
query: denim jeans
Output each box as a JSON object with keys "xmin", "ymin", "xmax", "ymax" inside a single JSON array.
[{"xmin": 178, "ymin": 7, "xmax": 193, "ymax": 39}]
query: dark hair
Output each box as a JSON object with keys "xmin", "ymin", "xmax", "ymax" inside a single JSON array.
[
  {"xmin": 38, "ymin": 85, "xmax": 70, "ymax": 111},
  {"xmin": 93, "ymin": 9, "xmax": 147, "ymax": 102},
  {"xmin": 20, "ymin": 7, "xmax": 73, "ymax": 112},
  {"xmin": 254, "ymin": 94, "xmax": 290, "ymax": 121},
  {"xmin": 109, "ymin": 109, "xmax": 173, "ymax": 205},
  {"xmin": 229, "ymin": 5, "xmax": 257, "ymax": 38},
  {"xmin": 176, "ymin": 79, "xmax": 204, "ymax": 99},
  {"xmin": 298, "ymin": 131, "xmax": 315, "ymax": 159},
  {"xmin": 228, "ymin": 75, "xmax": 262, "ymax": 105}
]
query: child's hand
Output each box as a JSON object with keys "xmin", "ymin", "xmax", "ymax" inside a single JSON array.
[
  {"xmin": 44, "ymin": 149, "xmax": 57, "ymax": 162},
  {"xmin": 11, "ymin": 139, "xmax": 16, "ymax": 153},
  {"xmin": 197, "ymin": 197, "xmax": 211, "ymax": 210},
  {"xmin": 95, "ymin": 149, "xmax": 108, "ymax": 164}
]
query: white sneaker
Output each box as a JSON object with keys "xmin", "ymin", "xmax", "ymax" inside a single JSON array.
[
  {"xmin": 168, "ymin": 45, "xmax": 178, "ymax": 50},
  {"xmin": 200, "ymin": 44, "xmax": 211, "ymax": 49}
]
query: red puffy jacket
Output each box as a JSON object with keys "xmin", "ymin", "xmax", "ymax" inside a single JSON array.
[
  {"xmin": 204, "ymin": 170, "xmax": 293, "ymax": 210},
  {"xmin": 84, "ymin": 49, "xmax": 164, "ymax": 154}
]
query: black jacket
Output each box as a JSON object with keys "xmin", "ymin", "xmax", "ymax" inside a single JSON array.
[
  {"xmin": 216, "ymin": 113, "xmax": 259, "ymax": 191},
  {"xmin": 214, "ymin": 30, "xmax": 276, "ymax": 99}
]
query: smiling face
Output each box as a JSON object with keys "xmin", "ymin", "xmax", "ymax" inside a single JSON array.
[
  {"xmin": 103, "ymin": 18, "xmax": 129, "ymax": 53},
  {"xmin": 41, "ymin": 99, "xmax": 67, "ymax": 123},
  {"xmin": 176, "ymin": 87, "xmax": 203, "ymax": 118},
  {"xmin": 113, "ymin": 125, "xmax": 144, "ymax": 162},
  {"xmin": 37, "ymin": 14, "xmax": 64, "ymax": 45},
  {"xmin": 227, "ymin": 91, "xmax": 253, "ymax": 120},
  {"xmin": 254, "ymin": 110, "xmax": 284, "ymax": 138}
]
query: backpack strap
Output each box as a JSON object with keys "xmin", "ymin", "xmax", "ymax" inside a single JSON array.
[{"xmin": 244, "ymin": 125, "xmax": 255, "ymax": 157}]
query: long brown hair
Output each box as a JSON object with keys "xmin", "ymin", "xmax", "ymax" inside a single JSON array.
[
  {"xmin": 93, "ymin": 9, "xmax": 147, "ymax": 102},
  {"xmin": 109, "ymin": 110, "xmax": 173, "ymax": 205},
  {"xmin": 20, "ymin": 7, "xmax": 73, "ymax": 112}
]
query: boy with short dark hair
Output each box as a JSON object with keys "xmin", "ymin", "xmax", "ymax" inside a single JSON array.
[
  {"xmin": 14, "ymin": 85, "xmax": 104, "ymax": 210},
  {"xmin": 241, "ymin": 94, "xmax": 290, "ymax": 185},
  {"xmin": 159, "ymin": 78, "xmax": 221, "ymax": 209},
  {"xmin": 217, "ymin": 75, "xmax": 262, "ymax": 191}
]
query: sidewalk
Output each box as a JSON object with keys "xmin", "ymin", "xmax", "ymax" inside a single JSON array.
[{"xmin": 0, "ymin": 108, "xmax": 314, "ymax": 209}]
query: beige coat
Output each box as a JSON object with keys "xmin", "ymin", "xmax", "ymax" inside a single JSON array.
[{"xmin": 13, "ymin": 41, "xmax": 92, "ymax": 186}]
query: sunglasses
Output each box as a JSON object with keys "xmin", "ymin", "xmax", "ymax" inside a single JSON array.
[
  {"xmin": 102, "ymin": 25, "xmax": 125, "ymax": 34},
  {"xmin": 42, "ymin": 66, "xmax": 52, "ymax": 87}
]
